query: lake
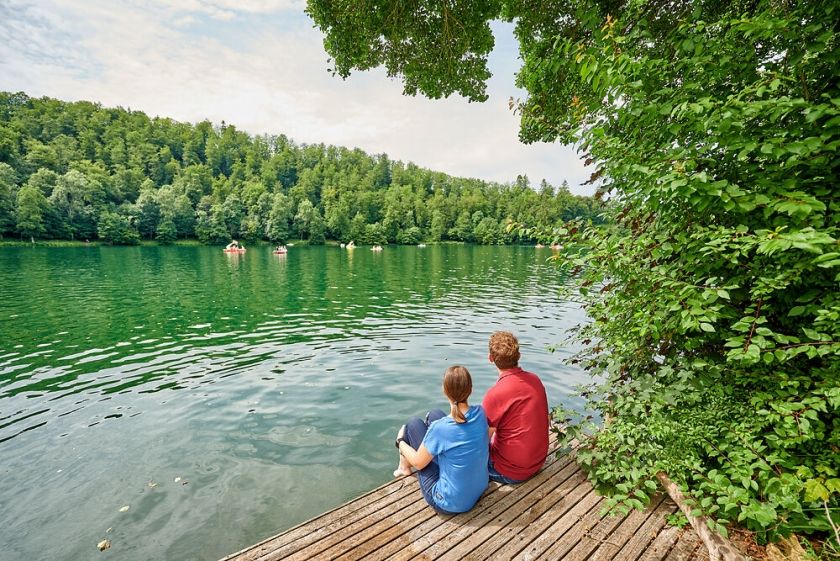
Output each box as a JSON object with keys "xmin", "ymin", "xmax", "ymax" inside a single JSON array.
[{"xmin": 0, "ymin": 244, "xmax": 589, "ymax": 561}]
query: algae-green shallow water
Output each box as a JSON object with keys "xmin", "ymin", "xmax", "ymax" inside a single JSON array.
[{"xmin": 0, "ymin": 244, "xmax": 588, "ymax": 561}]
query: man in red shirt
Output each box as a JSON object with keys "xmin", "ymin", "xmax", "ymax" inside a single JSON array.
[{"xmin": 482, "ymin": 331, "xmax": 549, "ymax": 484}]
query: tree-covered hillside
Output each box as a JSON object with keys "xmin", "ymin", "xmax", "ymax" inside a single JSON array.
[{"xmin": 0, "ymin": 92, "xmax": 599, "ymax": 245}]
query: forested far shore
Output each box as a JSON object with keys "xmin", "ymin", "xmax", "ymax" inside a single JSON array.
[{"xmin": 0, "ymin": 92, "xmax": 601, "ymax": 246}]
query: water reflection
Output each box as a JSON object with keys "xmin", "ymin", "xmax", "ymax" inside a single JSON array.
[{"xmin": 0, "ymin": 245, "xmax": 588, "ymax": 561}]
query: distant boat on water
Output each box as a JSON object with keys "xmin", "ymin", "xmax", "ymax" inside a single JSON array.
[{"xmin": 224, "ymin": 241, "xmax": 246, "ymax": 253}]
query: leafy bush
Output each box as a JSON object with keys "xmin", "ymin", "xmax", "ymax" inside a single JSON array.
[
  {"xmin": 535, "ymin": 1, "xmax": 840, "ymax": 542},
  {"xmin": 362, "ymin": 222, "xmax": 386, "ymax": 245},
  {"xmin": 396, "ymin": 226, "xmax": 422, "ymax": 245},
  {"xmin": 97, "ymin": 211, "xmax": 139, "ymax": 245},
  {"xmin": 155, "ymin": 218, "xmax": 177, "ymax": 244},
  {"xmin": 195, "ymin": 209, "xmax": 229, "ymax": 244}
]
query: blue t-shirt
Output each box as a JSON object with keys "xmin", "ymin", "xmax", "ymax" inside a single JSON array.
[{"xmin": 422, "ymin": 405, "xmax": 490, "ymax": 513}]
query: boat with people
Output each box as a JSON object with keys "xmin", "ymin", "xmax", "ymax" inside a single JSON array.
[
  {"xmin": 371, "ymin": 245, "xmax": 383, "ymax": 251},
  {"xmin": 273, "ymin": 245, "xmax": 288, "ymax": 255},
  {"xmin": 224, "ymin": 240, "xmax": 246, "ymax": 253}
]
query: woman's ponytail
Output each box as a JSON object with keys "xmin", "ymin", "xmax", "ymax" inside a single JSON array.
[
  {"xmin": 443, "ymin": 366, "xmax": 472, "ymax": 424},
  {"xmin": 450, "ymin": 400, "xmax": 466, "ymax": 424}
]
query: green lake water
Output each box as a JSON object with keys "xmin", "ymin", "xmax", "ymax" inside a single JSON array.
[{"xmin": 0, "ymin": 244, "xmax": 589, "ymax": 561}]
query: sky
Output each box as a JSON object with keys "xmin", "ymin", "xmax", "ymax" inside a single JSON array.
[{"xmin": 0, "ymin": 0, "xmax": 592, "ymax": 195}]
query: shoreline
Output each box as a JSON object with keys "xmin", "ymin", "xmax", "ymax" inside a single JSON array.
[{"xmin": 0, "ymin": 239, "xmax": 498, "ymax": 248}]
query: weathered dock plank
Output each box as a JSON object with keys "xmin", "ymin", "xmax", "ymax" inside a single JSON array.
[
  {"xmin": 637, "ymin": 523, "xmax": 684, "ymax": 561},
  {"xmin": 420, "ymin": 459, "xmax": 580, "ymax": 560},
  {"xmin": 462, "ymin": 475, "xmax": 592, "ymax": 560},
  {"xmin": 222, "ymin": 435, "xmax": 711, "ymax": 561},
  {"xmin": 612, "ymin": 496, "xmax": 678, "ymax": 561},
  {"xmin": 501, "ymin": 480, "xmax": 603, "ymax": 560},
  {"xmin": 663, "ymin": 526, "xmax": 707, "ymax": 561}
]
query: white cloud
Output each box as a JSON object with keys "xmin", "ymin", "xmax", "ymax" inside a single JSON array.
[
  {"xmin": 0, "ymin": 1, "xmax": 91, "ymax": 72},
  {"xmin": 126, "ymin": 0, "xmax": 304, "ymax": 20},
  {"xmin": 198, "ymin": 0, "xmax": 305, "ymax": 13},
  {"xmin": 158, "ymin": 0, "xmax": 304, "ymax": 15},
  {"xmin": 0, "ymin": 0, "xmax": 591, "ymax": 194}
]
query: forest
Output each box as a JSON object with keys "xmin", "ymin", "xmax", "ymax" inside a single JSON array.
[{"xmin": 0, "ymin": 92, "xmax": 599, "ymax": 245}]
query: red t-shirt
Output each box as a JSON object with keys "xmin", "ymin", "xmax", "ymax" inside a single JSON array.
[{"xmin": 482, "ymin": 367, "xmax": 549, "ymax": 481}]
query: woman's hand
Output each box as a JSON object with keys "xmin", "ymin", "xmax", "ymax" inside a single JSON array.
[
  {"xmin": 394, "ymin": 424, "xmax": 432, "ymax": 469},
  {"xmin": 395, "ymin": 425, "xmax": 407, "ymax": 449}
]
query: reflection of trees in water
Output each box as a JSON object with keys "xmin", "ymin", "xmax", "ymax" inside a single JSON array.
[{"xmin": 0, "ymin": 245, "xmax": 573, "ymax": 403}]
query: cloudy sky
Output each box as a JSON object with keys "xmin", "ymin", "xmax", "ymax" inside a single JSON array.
[{"xmin": 0, "ymin": 0, "xmax": 592, "ymax": 194}]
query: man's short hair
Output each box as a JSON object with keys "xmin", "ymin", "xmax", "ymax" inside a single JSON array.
[{"xmin": 489, "ymin": 331, "xmax": 520, "ymax": 369}]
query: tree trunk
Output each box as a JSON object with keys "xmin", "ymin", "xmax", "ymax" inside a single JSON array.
[{"xmin": 656, "ymin": 472, "xmax": 749, "ymax": 561}]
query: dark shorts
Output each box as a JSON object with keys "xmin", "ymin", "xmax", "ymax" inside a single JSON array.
[{"xmin": 488, "ymin": 458, "xmax": 526, "ymax": 485}]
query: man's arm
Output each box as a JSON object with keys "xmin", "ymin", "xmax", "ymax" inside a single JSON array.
[{"xmin": 483, "ymin": 389, "xmax": 498, "ymax": 442}]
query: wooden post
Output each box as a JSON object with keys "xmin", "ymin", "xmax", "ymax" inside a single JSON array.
[{"xmin": 657, "ymin": 472, "xmax": 749, "ymax": 561}]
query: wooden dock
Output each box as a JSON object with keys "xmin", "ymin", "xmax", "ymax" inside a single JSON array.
[{"xmin": 221, "ymin": 443, "xmax": 710, "ymax": 561}]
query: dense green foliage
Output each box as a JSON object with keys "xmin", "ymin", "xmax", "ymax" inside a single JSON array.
[
  {"xmin": 307, "ymin": 0, "xmax": 839, "ymax": 545},
  {"xmin": 0, "ymin": 92, "xmax": 598, "ymax": 245}
]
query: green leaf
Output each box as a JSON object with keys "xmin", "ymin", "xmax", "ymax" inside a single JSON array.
[
  {"xmin": 802, "ymin": 328, "xmax": 826, "ymax": 341},
  {"xmin": 804, "ymin": 480, "xmax": 830, "ymax": 502}
]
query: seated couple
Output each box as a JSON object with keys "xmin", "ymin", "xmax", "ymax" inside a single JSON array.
[{"xmin": 394, "ymin": 331, "xmax": 549, "ymax": 515}]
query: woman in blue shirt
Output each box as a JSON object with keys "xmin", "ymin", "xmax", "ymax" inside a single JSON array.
[{"xmin": 394, "ymin": 365, "xmax": 490, "ymax": 514}]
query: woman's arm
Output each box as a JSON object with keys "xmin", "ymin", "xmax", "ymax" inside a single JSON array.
[{"xmin": 398, "ymin": 441, "xmax": 434, "ymax": 470}]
